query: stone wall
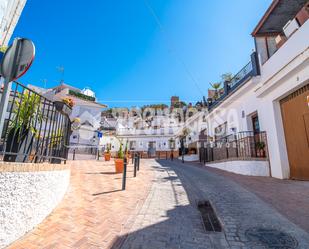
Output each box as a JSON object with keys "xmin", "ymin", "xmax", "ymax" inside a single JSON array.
[{"xmin": 0, "ymin": 163, "xmax": 70, "ymax": 249}]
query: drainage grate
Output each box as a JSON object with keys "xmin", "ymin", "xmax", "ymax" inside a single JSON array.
[
  {"xmin": 245, "ymin": 227, "xmax": 298, "ymax": 249},
  {"xmin": 197, "ymin": 200, "xmax": 222, "ymax": 232}
]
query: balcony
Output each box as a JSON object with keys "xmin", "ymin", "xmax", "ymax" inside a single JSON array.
[
  {"xmin": 208, "ymin": 52, "xmax": 260, "ymax": 111},
  {"xmin": 200, "ymin": 131, "xmax": 268, "ymax": 162}
]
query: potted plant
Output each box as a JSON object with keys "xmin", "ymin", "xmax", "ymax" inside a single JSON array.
[
  {"xmin": 114, "ymin": 142, "xmax": 124, "ymax": 173},
  {"xmin": 54, "ymin": 97, "xmax": 74, "ymax": 116},
  {"xmin": 104, "ymin": 143, "xmax": 111, "ymax": 161},
  {"xmin": 4, "ymin": 91, "xmax": 42, "ymax": 162},
  {"xmin": 255, "ymin": 141, "xmax": 266, "ymax": 157}
]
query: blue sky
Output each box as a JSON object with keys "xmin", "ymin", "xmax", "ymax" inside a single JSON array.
[{"xmin": 12, "ymin": 0, "xmax": 272, "ymax": 108}]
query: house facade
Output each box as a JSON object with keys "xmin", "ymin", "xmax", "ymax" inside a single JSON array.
[
  {"xmin": 0, "ymin": 0, "xmax": 27, "ymax": 46},
  {"xmin": 29, "ymin": 83, "xmax": 107, "ymax": 150},
  {"xmin": 183, "ymin": 0, "xmax": 309, "ymax": 179},
  {"xmin": 100, "ymin": 99, "xmax": 186, "ymax": 158}
]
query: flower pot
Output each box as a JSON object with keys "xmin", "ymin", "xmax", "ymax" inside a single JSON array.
[
  {"xmin": 54, "ymin": 101, "xmax": 72, "ymax": 116},
  {"xmin": 114, "ymin": 158, "xmax": 124, "ymax": 173},
  {"xmin": 104, "ymin": 152, "xmax": 111, "ymax": 161}
]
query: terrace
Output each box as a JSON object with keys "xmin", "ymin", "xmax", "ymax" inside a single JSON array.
[{"xmin": 207, "ymin": 52, "xmax": 260, "ymax": 111}]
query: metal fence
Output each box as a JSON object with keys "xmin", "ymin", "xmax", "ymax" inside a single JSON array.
[
  {"xmin": 67, "ymin": 145, "xmax": 104, "ymax": 160},
  {"xmin": 0, "ymin": 81, "xmax": 71, "ymax": 163},
  {"xmin": 208, "ymin": 52, "xmax": 260, "ymax": 110},
  {"xmin": 200, "ymin": 131, "xmax": 268, "ymax": 163}
]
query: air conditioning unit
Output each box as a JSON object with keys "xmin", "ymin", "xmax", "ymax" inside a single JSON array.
[{"xmin": 283, "ymin": 18, "xmax": 300, "ymax": 38}]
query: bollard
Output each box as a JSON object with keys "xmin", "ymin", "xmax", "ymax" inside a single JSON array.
[
  {"xmin": 97, "ymin": 149, "xmax": 100, "ymax": 161},
  {"xmin": 137, "ymin": 153, "xmax": 140, "ymax": 171},
  {"xmin": 134, "ymin": 155, "xmax": 137, "ymax": 177},
  {"xmin": 122, "ymin": 157, "xmax": 127, "ymax": 190},
  {"xmin": 203, "ymin": 148, "xmax": 206, "ymax": 165},
  {"xmin": 73, "ymin": 149, "xmax": 76, "ymax": 160}
]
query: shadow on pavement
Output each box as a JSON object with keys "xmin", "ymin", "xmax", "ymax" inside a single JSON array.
[{"xmin": 108, "ymin": 159, "xmax": 227, "ymax": 249}]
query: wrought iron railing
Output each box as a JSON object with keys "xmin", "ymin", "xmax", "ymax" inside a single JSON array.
[
  {"xmin": 228, "ymin": 61, "xmax": 253, "ymax": 89},
  {"xmin": 200, "ymin": 131, "xmax": 268, "ymax": 163},
  {"xmin": 208, "ymin": 52, "xmax": 260, "ymax": 110},
  {"xmin": 0, "ymin": 81, "xmax": 71, "ymax": 163}
]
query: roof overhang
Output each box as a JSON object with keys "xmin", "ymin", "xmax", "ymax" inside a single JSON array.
[{"xmin": 252, "ymin": 0, "xmax": 308, "ymax": 37}]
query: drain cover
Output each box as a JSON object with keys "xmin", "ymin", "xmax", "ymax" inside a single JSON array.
[
  {"xmin": 197, "ymin": 200, "xmax": 222, "ymax": 232},
  {"xmin": 245, "ymin": 227, "xmax": 298, "ymax": 249}
]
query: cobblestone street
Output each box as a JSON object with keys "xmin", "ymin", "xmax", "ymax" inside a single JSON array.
[{"xmin": 115, "ymin": 159, "xmax": 309, "ymax": 249}]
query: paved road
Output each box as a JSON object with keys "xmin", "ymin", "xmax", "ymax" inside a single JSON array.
[
  {"xmin": 117, "ymin": 159, "xmax": 309, "ymax": 249},
  {"xmin": 204, "ymin": 164, "xmax": 309, "ymax": 234}
]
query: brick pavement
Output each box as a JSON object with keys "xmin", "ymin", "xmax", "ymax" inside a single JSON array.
[{"xmin": 7, "ymin": 160, "xmax": 154, "ymax": 249}]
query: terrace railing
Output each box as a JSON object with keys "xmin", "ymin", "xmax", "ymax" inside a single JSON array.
[
  {"xmin": 200, "ymin": 131, "xmax": 268, "ymax": 163},
  {"xmin": 0, "ymin": 81, "xmax": 71, "ymax": 163},
  {"xmin": 208, "ymin": 52, "xmax": 260, "ymax": 110}
]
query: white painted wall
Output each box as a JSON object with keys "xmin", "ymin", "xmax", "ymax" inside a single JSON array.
[
  {"xmin": 206, "ymin": 160, "xmax": 270, "ymax": 177},
  {"xmin": 0, "ymin": 169, "xmax": 70, "ymax": 249},
  {"xmin": 178, "ymin": 154, "xmax": 199, "ymax": 162},
  {"xmin": 0, "ymin": 0, "xmax": 27, "ymax": 46},
  {"xmin": 101, "ymin": 135, "xmax": 177, "ymax": 152},
  {"xmin": 185, "ymin": 20, "xmax": 309, "ymax": 179}
]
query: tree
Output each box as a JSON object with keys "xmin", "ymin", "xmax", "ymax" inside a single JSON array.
[
  {"xmin": 210, "ymin": 82, "xmax": 222, "ymax": 100},
  {"xmin": 221, "ymin": 72, "xmax": 233, "ymax": 83}
]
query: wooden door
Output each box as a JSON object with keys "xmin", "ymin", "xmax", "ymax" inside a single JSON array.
[{"xmin": 280, "ymin": 84, "xmax": 309, "ymax": 180}]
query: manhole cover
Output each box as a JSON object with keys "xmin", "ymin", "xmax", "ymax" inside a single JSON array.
[{"xmin": 245, "ymin": 227, "xmax": 298, "ymax": 249}]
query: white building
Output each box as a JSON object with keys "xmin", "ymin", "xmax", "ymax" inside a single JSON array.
[
  {"xmin": 29, "ymin": 83, "xmax": 107, "ymax": 149},
  {"xmin": 100, "ymin": 104, "xmax": 184, "ymax": 158},
  {"xmin": 183, "ymin": 0, "xmax": 309, "ymax": 179},
  {"xmin": 0, "ymin": 0, "xmax": 27, "ymax": 46}
]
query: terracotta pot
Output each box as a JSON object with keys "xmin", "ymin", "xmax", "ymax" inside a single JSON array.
[
  {"xmin": 114, "ymin": 158, "xmax": 124, "ymax": 173},
  {"xmin": 104, "ymin": 152, "xmax": 111, "ymax": 161}
]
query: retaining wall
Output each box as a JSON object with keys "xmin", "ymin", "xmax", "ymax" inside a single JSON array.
[{"xmin": 0, "ymin": 163, "xmax": 70, "ymax": 248}]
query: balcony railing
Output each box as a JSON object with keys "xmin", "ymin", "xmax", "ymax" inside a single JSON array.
[
  {"xmin": 200, "ymin": 131, "xmax": 268, "ymax": 163},
  {"xmin": 208, "ymin": 52, "xmax": 260, "ymax": 110},
  {"xmin": 0, "ymin": 81, "xmax": 71, "ymax": 163}
]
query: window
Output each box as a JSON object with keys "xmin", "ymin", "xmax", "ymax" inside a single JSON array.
[
  {"xmin": 252, "ymin": 115, "xmax": 260, "ymax": 134},
  {"xmin": 214, "ymin": 122, "xmax": 227, "ymax": 140},
  {"xmin": 130, "ymin": 141, "xmax": 136, "ymax": 149},
  {"xmin": 255, "ymin": 36, "xmax": 278, "ymax": 64}
]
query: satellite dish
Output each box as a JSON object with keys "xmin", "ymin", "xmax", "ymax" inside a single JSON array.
[{"xmin": 0, "ymin": 38, "xmax": 35, "ymax": 82}]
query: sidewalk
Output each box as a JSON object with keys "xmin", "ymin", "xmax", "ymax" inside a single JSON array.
[{"xmin": 7, "ymin": 160, "xmax": 154, "ymax": 249}]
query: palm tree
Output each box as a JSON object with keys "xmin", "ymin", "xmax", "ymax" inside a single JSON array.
[{"xmin": 210, "ymin": 82, "xmax": 222, "ymax": 99}]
